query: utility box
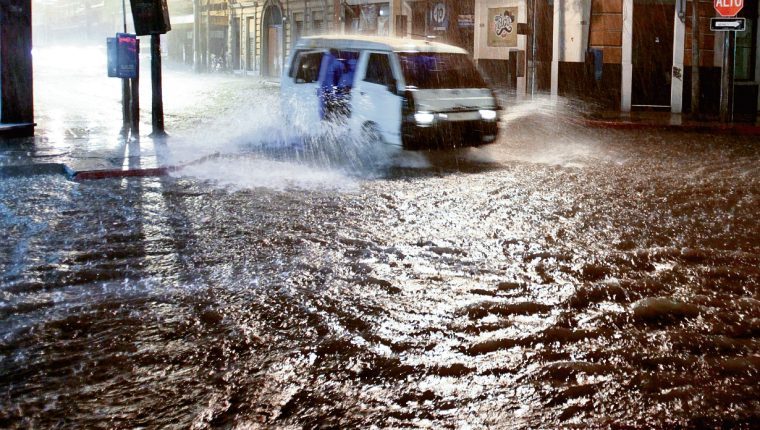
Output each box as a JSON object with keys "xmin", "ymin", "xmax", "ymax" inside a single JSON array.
[{"xmin": 107, "ymin": 34, "xmax": 139, "ymax": 78}]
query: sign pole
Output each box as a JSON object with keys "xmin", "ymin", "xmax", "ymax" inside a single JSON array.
[
  {"xmin": 719, "ymin": 31, "xmax": 735, "ymax": 122},
  {"xmin": 129, "ymin": 0, "xmax": 171, "ymax": 137},
  {"xmin": 714, "ymin": 0, "xmax": 744, "ymax": 123},
  {"xmin": 150, "ymin": 33, "xmax": 166, "ymax": 137},
  {"xmin": 121, "ymin": 0, "xmax": 130, "ymax": 132}
]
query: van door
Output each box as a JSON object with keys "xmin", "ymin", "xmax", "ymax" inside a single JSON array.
[
  {"xmin": 283, "ymin": 50, "xmax": 324, "ymax": 127},
  {"xmin": 352, "ymin": 51, "xmax": 402, "ymax": 145}
]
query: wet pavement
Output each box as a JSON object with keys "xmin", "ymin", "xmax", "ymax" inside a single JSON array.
[{"xmin": 0, "ymin": 46, "xmax": 759, "ymax": 428}]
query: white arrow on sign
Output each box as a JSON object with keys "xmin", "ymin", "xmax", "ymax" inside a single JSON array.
[
  {"xmin": 710, "ymin": 17, "xmax": 746, "ymax": 31},
  {"xmin": 716, "ymin": 20, "xmax": 742, "ymax": 28}
]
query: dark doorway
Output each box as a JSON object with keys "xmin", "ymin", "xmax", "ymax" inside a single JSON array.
[
  {"xmin": 535, "ymin": 0, "xmax": 554, "ymax": 92},
  {"xmin": 262, "ymin": 5, "xmax": 283, "ymax": 77},
  {"xmin": 632, "ymin": 0, "xmax": 674, "ymax": 107}
]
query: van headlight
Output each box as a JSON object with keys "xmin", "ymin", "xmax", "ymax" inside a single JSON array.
[
  {"xmin": 479, "ymin": 109, "xmax": 498, "ymax": 121},
  {"xmin": 414, "ymin": 112, "xmax": 435, "ymax": 125}
]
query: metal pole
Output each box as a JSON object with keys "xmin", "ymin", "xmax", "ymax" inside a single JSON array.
[
  {"xmin": 121, "ymin": 0, "xmax": 130, "ymax": 132},
  {"xmin": 150, "ymin": 34, "xmax": 167, "ymax": 137},
  {"xmin": 719, "ymin": 31, "xmax": 735, "ymax": 123}
]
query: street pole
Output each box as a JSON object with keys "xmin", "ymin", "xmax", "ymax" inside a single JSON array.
[
  {"xmin": 150, "ymin": 34, "xmax": 166, "ymax": 137},
  {"xmin": 719, "ymin": 31, "xmax": 735, "ymax": 122},
  {"xmin": 121, "ymin": 0, "xmax": 130, "ymax": 132}
]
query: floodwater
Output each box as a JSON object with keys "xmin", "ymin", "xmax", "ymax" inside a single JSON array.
[{"xmin": 1, "ymin": 47, "xmax": 759, "ymax": 428}]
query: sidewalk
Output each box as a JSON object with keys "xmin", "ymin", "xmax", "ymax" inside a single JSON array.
[
  {"xmin": 580, "ymin": 110, "xmax": 760, "ymax": 135},
  {"xmin": 1, "ymin": 59, "xmax": 278, "ymax": 181}
]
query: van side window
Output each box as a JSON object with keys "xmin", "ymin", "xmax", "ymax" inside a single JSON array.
[
  {"xmin": 294, "ymin": 52, "xmax": 324, "ymax": 84},
  {"xmin": 364, "ymin": 53, "xmax": 394, "ymax": 86}
]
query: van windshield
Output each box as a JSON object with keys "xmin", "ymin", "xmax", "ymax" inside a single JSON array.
[{"xmin": 398, "ymin": 52, "xmax": 487, "ymax": 89}]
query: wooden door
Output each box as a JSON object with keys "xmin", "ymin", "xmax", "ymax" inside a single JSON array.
[
  {"xmin": 632, "ymin": 0, "xmax": 675, "ymax": 107},
  {"xmin": 267, "ymin": 26, "xmax": 281, "ymax": 77}
]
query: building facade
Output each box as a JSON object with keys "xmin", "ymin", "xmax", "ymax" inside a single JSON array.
[
  {"xmin": 473, "ymin": 0, "xmax": 759, "ymax": 117},
  {"xmin": 29, "ymin": 0, "xmax": 760, "ymax": 117},
  {"xmin": 178, "ymin": 1, "xmax": 479, "ymax": 77}
]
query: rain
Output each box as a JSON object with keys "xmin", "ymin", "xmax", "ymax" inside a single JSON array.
[{"xmin": 0, "ymin": 0, "xmax": 758, "ymax": 428}]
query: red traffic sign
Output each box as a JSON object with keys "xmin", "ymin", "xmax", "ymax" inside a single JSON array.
[{"xmin": 714, "ymin": 0, "xmax": 744, "ymax": 17}]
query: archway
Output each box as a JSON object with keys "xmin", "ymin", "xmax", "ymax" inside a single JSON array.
[{"xmin": 261, "ymin": 2, "xmax": 283, "ymax": 78}]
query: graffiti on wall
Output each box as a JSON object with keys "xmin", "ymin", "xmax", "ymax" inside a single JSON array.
[{"xmin": 487, "ymin": 7, "xmax": 517, "ymax": 47}]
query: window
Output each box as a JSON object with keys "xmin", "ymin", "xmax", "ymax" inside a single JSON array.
[
  {"xmin": 398, "ymin": 53, "xmax": 487, "ymax": 89},
  {"xmin": 291, "ymin": 51, "xmax": 324, "ymax": 83},
  {"xmin": 364, "ymin": 53, "xmax": 394, "ymax": 86},
  {"xmin": 293, "ymin": 13, "xmax": 304, "ymax": 42},
  {"xmin": 312, "ymin": 11, "xmax": 324, "ymax": 35}
]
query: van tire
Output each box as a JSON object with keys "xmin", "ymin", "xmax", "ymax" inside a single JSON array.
[{"xmin": 361, "ymin": 122, "xmax": 383, "ymax": 145}]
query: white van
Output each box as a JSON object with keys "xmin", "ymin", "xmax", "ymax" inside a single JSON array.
[{"xmin": 281, "ymin": 35, "xmax": 500, "ymax": 150}]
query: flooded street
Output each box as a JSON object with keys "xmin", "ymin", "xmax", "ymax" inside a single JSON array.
[{"xmin": 1, "ymin": 48, "xmax": 759, "ymax": 428}]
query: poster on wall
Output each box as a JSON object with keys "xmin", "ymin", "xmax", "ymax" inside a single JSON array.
[
  {"xmin": 430, "ymin": 2, "xmax": 449, "ymax": 32},
  {"xmin": 487, "ymin": 7, "xmax": 517, "ymax": 47}
]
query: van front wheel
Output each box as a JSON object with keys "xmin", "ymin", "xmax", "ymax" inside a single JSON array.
[{"xmin": 361, "ymin": 122, "xmax": 383, "ymax": 145}]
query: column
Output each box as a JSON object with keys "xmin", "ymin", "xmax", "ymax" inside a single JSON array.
[
  {"xmin": 1, "ymin": 0, "xmax": 34, "ymax": 130},
  {"xmin": 390, "ymin": 0, "xmax": 402, "ymax": 36},
  {"xmin": 671, "ymin": 6, "xmax": 685, "ymax": 113},
  {"xmin": 193, "ymin": 0, "xmax": 201, "ymax": 72},
  {"xmin": 551, "ymin": 0, "xmax": 561, "ymax": 96},
  {"xmin": 621, "ymin": 0, "xmax": 633, "ymax": 112}
]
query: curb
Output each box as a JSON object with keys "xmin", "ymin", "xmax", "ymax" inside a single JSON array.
[
  {"xmin": 0, "ymin": 163, "xmax": 69, "ymax": 177},
  {"xmin": 0, "ymin": 164, "xmax": 179, "ymax": 180},
  {"xmin": 69, "ymin": 153, "xmax": 225, "ymax": 181},
  {"xmin": 581, "ymin": 119, "xmax": 760, "ymax": 135},
  {"xmin": 71, "ymin": 166, "xmax": 176, "ymax": 181}
]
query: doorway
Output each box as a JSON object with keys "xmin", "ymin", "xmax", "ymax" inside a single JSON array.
[
  {"xmin": 631, "ymin": 0, "xmax": 674, "ymax": 107},
  {"xmin": 247, "ymin": 17, "xmax": 255, "ymax": 71},
  {"xmin": 262, "ymin": 4, "xmax": 283, "ymax": 78}
]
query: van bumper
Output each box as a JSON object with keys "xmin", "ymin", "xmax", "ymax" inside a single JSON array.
[{"xmin": 401, "ymin": 118, "xmax": 499, "ymax": 150}]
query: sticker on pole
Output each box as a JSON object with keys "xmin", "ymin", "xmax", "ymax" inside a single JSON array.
[{"xmin": 714, "ymin": 0, "xmax": 744, "ymax": 17}]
